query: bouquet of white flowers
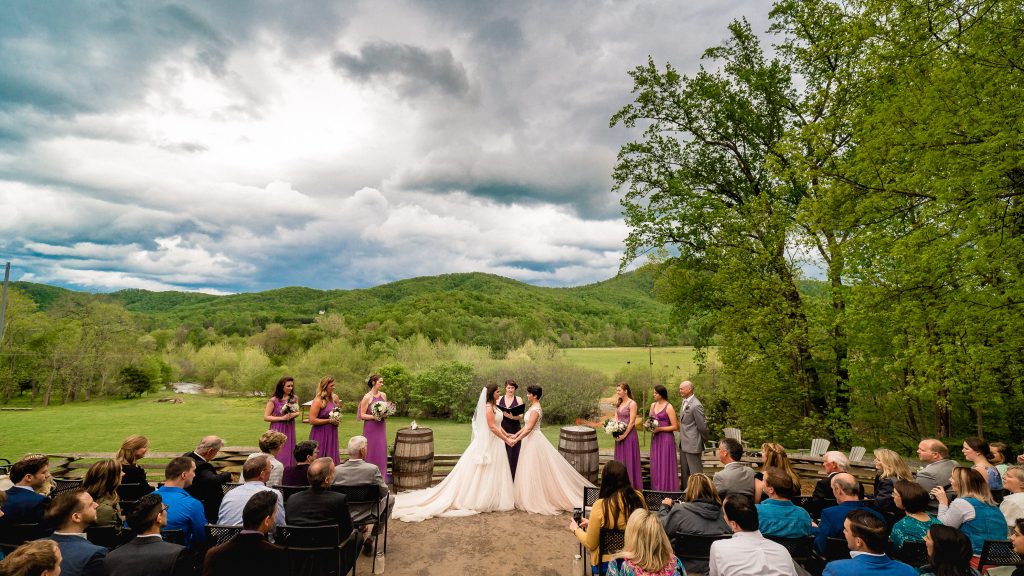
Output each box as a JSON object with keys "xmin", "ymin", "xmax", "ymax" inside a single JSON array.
[
  {"xmin": 603, "ymin": 419, "xmax": 627, "ymax": 438},
  {"xmin": 280, "ymin": 402, "xmax": 299, "ymax": 415},
  {"xmin": 642, "ymin": 417, "xmax": 658, "ymax": 433},
  {"xmin": 328, "ymin": 406, "xmax": 343, "ymax": 424},
  {"xmin": 370, "ymin": 401, "xmax": 397, "ymax": 420}
]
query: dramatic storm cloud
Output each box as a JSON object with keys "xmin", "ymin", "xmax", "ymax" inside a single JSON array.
[{"xmin": 0, "ymin": 0, "xmax": 770, "ymax": 293}]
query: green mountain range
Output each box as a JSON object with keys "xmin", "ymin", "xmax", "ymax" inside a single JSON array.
[{"xmin": 12, "ymin": 270, "xmax": 680, "ymax": 348}]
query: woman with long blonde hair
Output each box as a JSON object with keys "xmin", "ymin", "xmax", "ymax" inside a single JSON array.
[
  {"xmin": 308, "ymin": 376, "xmax": 341, "ymax": 463},
  {"xmin": 82, "ymin": 458, "xmax": 125, "ymax": 529},
  {"xmin": 932, "ymin": 466, "xmax": 1006, "ymax": 556},
  {"xmin": 609, "ymin": 508, "xmax": 685, "ymax": 576},
  {"xmin": 754, "ymin": 442, "xmax": 802, "ymax": 503},
  {"xmin": 115, "ymin": 434, "xmax": 154, "ymax": 500},
  {"xmin": 872, "ymin": 448, "xmax": 914, "ymax": 516}
]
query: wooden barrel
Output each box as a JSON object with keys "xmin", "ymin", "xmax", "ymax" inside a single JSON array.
[
  {"xmin": 558, "ymin": 425, "xmax": 599, "ymax": 484},
  {"xmin": 392, "ymin": 427, "xmax": 434, "ymax": 492}
]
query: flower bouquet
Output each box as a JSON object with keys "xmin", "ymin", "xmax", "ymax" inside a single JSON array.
[
  {"xmin": 280, "ymin": 402, "xmax": 299, "ymax": 416},
  {"xmin": 603, "ymin": 419, "xmax": 627, "ymax": 438},
  {"xmin": 328, "ymin": 406, "xmax": 343, "ymax": 424},
  {"xmin": 370, "ymin": 401, "xmax": 397, "ymax": 420},
  {"xmin": 642, "ymin": 417, "xmax": 658, "ymax": 433}
]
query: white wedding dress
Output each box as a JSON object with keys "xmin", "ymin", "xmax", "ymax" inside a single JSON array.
[
  {"xmin": 391, "ymin": 388, "xmax": 515, "ymax": 522},
  {"xmin": 513, "ymin": 404, "xmax": 595, "ymax": 514}
]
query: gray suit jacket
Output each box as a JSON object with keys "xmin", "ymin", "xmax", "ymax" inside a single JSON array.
[
  {"xmin": 677, "ymin": 395, "xmax": 708, "ymax": 454},
  {"xmin": 332, "ymin": 459, "xmax": 392, "ymax": 524},
  {"xmin": 713, "ymin": 462, "xmax": 755, "ymax": 499},
  {"xmin": 915, "ymin": 459, "xmax": 956, "ymax": 492}
]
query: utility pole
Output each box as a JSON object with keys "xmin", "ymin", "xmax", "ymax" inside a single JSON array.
[{"xmin": 0, "ymin": 262, "xmax": 9, "ymax": 346}]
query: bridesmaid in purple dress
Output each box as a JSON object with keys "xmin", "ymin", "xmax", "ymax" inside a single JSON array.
[
  {"xmin": 264, "ymin": 376, "xmax": 300, "ymax": 468},
  {"xmin": 648, "ymin": 384, "xmax": 680, "ymax": 491},
  {"xmin": 358, "ymin": 374, "xmax": 390, "ymax": 481},
  {"xmin": 614, "ymin": 383, "xmax": 643, "ymax": 490},
  {"xmin": 308, "ymin": 375, "xmax": 342, "ymax": 463}
]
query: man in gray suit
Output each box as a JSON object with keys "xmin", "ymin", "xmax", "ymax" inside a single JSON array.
[
  {"xmin": 915, "ymin": 438, "xmax": 956, "ymax": 510},
  {"xmin": 713, "ymin": 437, "xmax": 755, "ymax": 499},
  {"xmin": 677, "ymin": 380, "xmax": 708, "ymax": 488},
  {"xmin": 334, "ymin": 435, "xmax": 394, "ymax": 556}
]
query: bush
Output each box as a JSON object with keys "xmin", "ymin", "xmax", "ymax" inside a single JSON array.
[
  {"xmin": 120, "ymin": 366, "xmax": 154, "ymax": 399},
  {"xmin": 376, "ymin": 364, "xmax": 413, "ymax": 415},
  {"xmin": 409, "ymin": 361, "xmax": 476, "ymax": 420}
]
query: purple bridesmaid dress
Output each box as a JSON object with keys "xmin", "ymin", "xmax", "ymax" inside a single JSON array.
[
  {"xmin": 649, "ymin": 406, "xmax": 678, "ymax": 491},
  {"xmin": 309, "ymin": 398, "xmax": 340, "ymax": 464},
  {"xmin": 269, "ymin": 396, "xmax": 297, "ymax": 468},
  {"xmin": 363, "ymin": 394, "xmax": 389, "ymax": 481},
  {"xmin": 615, "ymin": 402, "xmax": 643, "ymax": 490}
]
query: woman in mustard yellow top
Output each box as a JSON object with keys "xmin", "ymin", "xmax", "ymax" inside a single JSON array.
[{"xmin": 570, "ymin": 460, "xmax": 645, "ymax": 573}]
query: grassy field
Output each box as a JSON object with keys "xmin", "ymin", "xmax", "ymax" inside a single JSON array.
[
  {"xmin": 560, "ymin": 346, "xmax": 714, "ymax": 380},
  {"xmin": 0, "ymin": 392, "xmax": 646, "ymax": 461}
]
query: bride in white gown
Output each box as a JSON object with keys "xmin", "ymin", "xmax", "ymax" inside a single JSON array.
[
  {"xmin": 511, "ymin": 385, "xmax": 595, "ymax": 514},
  {"xmin": 391, "ymin": 385, "xmax": 516, "ymax": 522}
]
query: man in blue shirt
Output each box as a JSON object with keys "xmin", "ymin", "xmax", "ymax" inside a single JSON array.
[
  {"xmin": 154, "ymin": 457, "xmax": 207, "ymax": 547},
  {"xmin": 216, "ymin": 454, "xmax": 285, "ymax": 529},
  {"xmin": 815, "ymin": 473, "xmax": 885, "ymax": 554},
  {"xmin": 823, "ymin": 510, "xmax": 916, "ymax": 576},
  {"xmin": 757, "ymin": 467, "xmax": 813, "ymax": 538}
]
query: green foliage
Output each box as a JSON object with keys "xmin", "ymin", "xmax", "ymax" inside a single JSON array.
[
  {"xmin": 376, "ymin": 364, "xmax": 413, "ymax": 415},
  {"xmin": 409, "ymin": 361, "xmax": 476, "ymax": 421},
  {"xmin": 119, "ymin": 366, "xmax": 153, "ymax": 399}
]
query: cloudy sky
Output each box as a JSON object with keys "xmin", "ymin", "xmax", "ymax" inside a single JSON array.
[{"xmin": 1, "ymin": 1, "xmax": 770, "ymax": 294}]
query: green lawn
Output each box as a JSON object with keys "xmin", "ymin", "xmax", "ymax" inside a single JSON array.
[
  {"xmin": 0, "ymin": 392, "xmax": 643, "ymax": 461},
  {"xmin": 560, "ymin": 346, "xmax": 714, "ymax": 380}
]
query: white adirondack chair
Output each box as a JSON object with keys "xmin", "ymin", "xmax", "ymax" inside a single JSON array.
[
  {"xmin": 809, "ymin": 438, "xmax": 830, "ymax": 457},
  {"xmin": 848, "ymin": 446, "xmax": 866, "ymax": 462}
]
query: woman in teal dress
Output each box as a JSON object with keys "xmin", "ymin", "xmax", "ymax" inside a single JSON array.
[{"xmin": 889, "ymin": 480, "xmax": 941, "ymax": 551}]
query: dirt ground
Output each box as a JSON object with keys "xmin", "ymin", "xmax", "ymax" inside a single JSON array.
[{"xmin": 356, "ymin": 510, "xmax": 581, "ymax": 576}]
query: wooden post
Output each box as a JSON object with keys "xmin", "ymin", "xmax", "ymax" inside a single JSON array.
[{"xmin": 0, "ymin": 262, "xmax": 9, "ymax": 346}]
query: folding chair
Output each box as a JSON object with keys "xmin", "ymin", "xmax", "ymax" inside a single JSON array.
[
  {"xmin": 331, "ymin": 483, "xmax": 389, "ymax": 573},
  {"xmin": 277, "ymin": 524, "xmax": 358, "ymax": 576},
  {"xmin": 765, "ymin": 534, "xmax": 815, "ymax": 566},
  {"xmin": 160, "ymin": 529, "xmax": 186, "ymax": 545},
  {"xmin": 642, "ymin": 490, "xmax": 683, "ymax": 511},
  {"xmin": 86, "ymin": 525, "xmax": 133, "ymax": 550},
  {"xmin": 272, "ymin": 484, "xmax": 308, "ymax": 503},
  {"xmin": 672, "ymin": 533, "xmax": 731, "ymax": 574},
  {"xmin": 205, "ymin": 524, "xmax": 244, "ymax": 547},
  {"xmin": 978, "ymin": 539, "xmax": 1023, "ymax": 573},
  {"xmin": 889, "ymin": 540, "xmax": 929, "ymax": 568},
  {"xmin": 596, "ymin": 528, "xmax": 625, "ymax": 576},
  {"xmin": 50, "ymin": 477, "xmax": 83, "ymax": 497},
  {"xmin": 578, "ymin": 486, "xmax": 602, "ymax": 570},
  {"xmin": 221, "ymin": 482, "xmax": 243, "ymax": 495}
]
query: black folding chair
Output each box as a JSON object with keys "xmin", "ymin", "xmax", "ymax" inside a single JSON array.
[
  {"xmin": 671, "ymin": 533, "xmax": 731, "ymax": 571},
  {"xmin": 160, "ymin": 529, "xmax": 186, "ymax": 545},
  {"xmin": 978, "ymin": 539, "xmax": 1023, "ymax": 572},
  {"xmin": 595, "ymin": 528, "xmax": 625, "ymax": 576},
  {"xmin": 642, "ymin": 490, "xmax": 684, "ymax": 510},
  {"xmin": 889, "ymin": 540, "xmax": 929, "ymax": 568},
  {"xmin": 116, "ymin": 482, "xmax": 153, "ymax": 502},
  {"xmin": 272, "ymin": 485, "xmax": 308, "ymax": 503},
  {"xmin": 86, "ymin": 525, "xmax": 133, "ymax": 550},
  {"xmin": 765, "ymin": 534, "xmax": 815, "ymax": 566},
  {"xmin": 221, "ymin": 482, "xmax": 243, "ymax": 495},
  {"xmin": 50, "ymin": 477, "xmax": 83, "ymax": 497},
  {"xmin": 276, "ymin": 524, "xmax": 358, "ymax": 576},
  {"xmin": 0, "ymin": 458, "xmax": 11, "ymax": 476},
  {"xmin": 205, "ymin": 524, "xmax": 244, "ymax": 547},
  {"xmin": 331, "ymin": 484, "xmax": 388, "ymax": 573},
  {"xmin": 0, "ymin": 523, "xmax": 51, "ymax": 547}
]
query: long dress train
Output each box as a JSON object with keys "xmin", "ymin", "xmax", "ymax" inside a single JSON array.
[
  {"xmin": 513, "ymin": 405, "xmax": 595, "ymax": 514},
  {"xmin": 391, "ymin": 389, "xmax": 515, "ymax": 522}
]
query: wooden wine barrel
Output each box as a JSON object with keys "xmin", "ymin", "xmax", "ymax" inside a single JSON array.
[
  {"xmin": 392, "ymin": 427, "xmax": 434, "ymax": 492},
  {"xmin": 558, "ymin": 425, "xmax": 599, "ymax": 484}
]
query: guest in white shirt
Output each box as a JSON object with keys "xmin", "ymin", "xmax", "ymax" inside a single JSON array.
[
  {"xmin": 246, "ymin": 431, "xmax": 287, "ymax": 487},
  {"xmin": 217, "ymin": 455, "xmax": 285, "ymax": 528},
  {"xmin": 708, "ymin": 494, "xmax": 797, "ymax": 576},
  {"xmin": 1001, "ymin": 466, "xmax": 1024, "ymax": 527}
]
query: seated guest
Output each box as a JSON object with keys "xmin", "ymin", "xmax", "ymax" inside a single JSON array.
[
  {"xmin": 202, "ymin": 491, "xmax": 287, "ymax": 576},
  {"xmin": 104, "ymin": 493, "xmax": 194, "ymax": 576},
  {"xmin": 1000, "ymin": 466, "xmax": 1024, "ymax": 528},
  {"xmin": 917, "ymin": 524, "xmax": 978, "ymax": 576},
  {"xmin": 962, "ymin": 437, "xmax": 1002, "ymax": 491},
  {"xmin": 1011, "ymin": 518, "xmax": 1024, "ymax": 576},
  {"xmin": 245, "ymin": 431, "xmax": 287, "ymax": 487},
  {"xmin": 754, "ymin": 443, "xmax": 802, "ymax": 504},
  {"xmin": 815, "ymin": 473, "xmax": 885, "ymax": 554},
  {"xmin": 571, "ymin": 460, "xmax": 645, "ymax": 574},
  {"xmin": 889, "ymin": 480, "xmax": 941, "ymax": 552},
  {"xmin": 872, "ymin": 448, "xmax": 914, "ymax": 518},
  {"xmin": 284, "ymin": 457, "xmax": 359, "ymax": 551},
  {"xmin": 713, "ymin": 438, "xmax": 755, "ymax": 500},
  {"xmin": 658, "ymin": 472, "xmax": 730, "ymax": 573},
  {"xmin": 116, "ymin": 435, "xmax": 155, "ymax": 500},
  {"xmin": 708, "ymin": 494, "xmax": 796, "ymax": 576},
  {"xmin": 282, "ymin": 440, "xmax": 318, "ymax": 487},
  {"xmin": 217, "ymin": 454, "xmax": 286, "ymax": 528},
  {"xmin": 333, "ymin": 435, "xmax": 394, "ymax": 557},
  {"xmin": 154, "ymin": 457, "xmax": 207, "ymax": 547},
  {"xmin": 81, "ymin": 459, "xmax": 125, "ymax": 531},
  {"xmin": 44, "ymin": 489, "xmax": 106, "ymax": 576},
  {"xmin": 822, "ymin": 510, "xmax": 916, "ymax": 576},
  {"xmin": 812, "ymin": 451, "xmax": 849, "ymax": 502},
  {"xmin": 0, "ymin": 455, "xmax": 52, "ymax": 527},
  {"xmin": 915, "ymin": 439, "xmax": 956, "ymax": 510},
  {"xmin": 0, "ymin": 539, "xmax": 62, "ymax": 576},
  {"xmin": 931, "ymin": 466, "xmax": 1006, "ymax": 556},
  {"xmin": 184, "ymin": 436, "xmax": 233, "ymax": 524},
  {"xmin": 608, "ymin": 508, "xmax": 685, "ymax": 576},
  {"xmin": 991, "ymin": 442, "xmax": 1012, "ymax": 478},
  {"xmin": 756, "ymin": 467, "xmax": 813, "ymax": 538}
]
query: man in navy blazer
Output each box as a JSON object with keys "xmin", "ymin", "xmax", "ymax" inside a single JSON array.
[
  {"xmin": 44, "ymin": 489, "xmax": 107, "ymax": 576},
  {"xmin": 0, "ymin": 455, "xmax": 52, "ymax": 529},
  {"xmin": 814, "ymin": 473, "xmax": 884, "ymax": 554},
  {"xmin": 823, "ymin": 510, "xmax": 916, "ymax": 576}
]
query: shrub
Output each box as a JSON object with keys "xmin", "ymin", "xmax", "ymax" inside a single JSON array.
[
  {"xmin": 120, "ymin": 366, "xmax": 154, "ymax": 399},
  {"xmin": 409, "ymin": 361, "xmax": 476, "ymax": 420}
]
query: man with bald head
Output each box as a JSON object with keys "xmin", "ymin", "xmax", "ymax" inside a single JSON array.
[
  {"xmin": 677, "ymin": 380, "xmax": 708, "ymax": 488},
  {"xmin": 184, "ymin": 435, "xmax": 233, "ymax": 523},
  {"xmin": 814, "ymin": 472, "xmax": 884, "ymax": 554},
  {"xmin": 914, "ymin": 438, "xmax": 955, "ymax": 512},
  {"xmin": 285, "ymin": 457, "xmax": 360, "ymax": 553}
]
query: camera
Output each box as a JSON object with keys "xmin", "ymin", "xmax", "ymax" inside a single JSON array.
[{"xmin": 572, "ymin": 508, "xmax": 583, "ymax": 524}]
